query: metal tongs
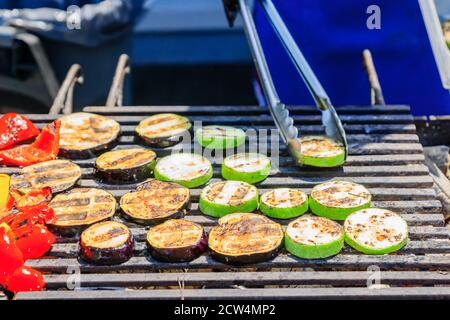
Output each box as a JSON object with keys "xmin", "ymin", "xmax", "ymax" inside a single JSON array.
[{"xmin": 223, "ymin": 0, "xmax": 348, "ymax": 165}]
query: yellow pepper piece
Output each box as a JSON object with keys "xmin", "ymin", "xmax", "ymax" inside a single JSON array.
[{"xmin": 0, "ymin": 174, "xmax": 10, "ymax": 211}]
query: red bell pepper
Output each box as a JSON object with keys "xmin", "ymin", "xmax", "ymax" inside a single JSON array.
[
  {"xmin": 16, "ymin": 224, "xmax": 55, "ymax": 260},
  {"xmin": 0, "ymin": 120, "xmax": 60, "ymax": 167},
  {"xmin": 0, "ymin": 113, "xmax": 39, "ymax": 151},
  {"xmin": 1, "ymin": 205, "xmax": 56, "ymax": 236},
  {"xmin": 5, "ymin": 266, "xmax": 45, "ymax": 293},
  {"xmin": 10, "ymin": 187, "xmax": 52, "ymax": 210},
  {"xmin": 0, "ymin": 225, "xmax": 24, "ymax": 283}
]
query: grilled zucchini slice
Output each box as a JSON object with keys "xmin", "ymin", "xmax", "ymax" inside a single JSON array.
[
  {"xmin": 199, "ymin": 180, "xmax": 258, "ymax": 218},
  {"xmin": 120, "ymin": 179, "xmax": 190, "ymax": 225},
  {"xmin": 79, "ymin": 221, "xmax": 134, "ymax": 265},
  {"xmin": 49, "ymin": 188, "xmax": 116, "ymax": 236},
  {"xmin": 309, "ymin": 181, "xmax": 371, "ymax": 220},
  {"xmin": 222, "ymin": 153, "xmax": 271, "ymax": 184},
  {"xmin": 260, "ymin": 188, "xmax": 308, "ymax": 219},
  {"xmin": 285, "ymin": 215, "xmax": 344, "ymax": 259},
  {"xmin": 291, "ymin": 136, "xmax": 345, "ymax": 168},
  {"xmin": 59, "ymin": 112, "xmax": 121, "ymax": 159},
  {"xmin": 154, "ymin": 153, "xmax": 213, "ymax": 188},
  {"xmin": 146, "ymin": 219, "xmax": 207, "ymax": 262},
  {"xmin": 196, "ymin": 125, "xmax": 246, "ymax": 149},
  {"xmin": 95, "ymin": 148, "xmax": 156, "ymax": 184},
  {"xmin": 10, "ymin": 160, "xmax": 81, "ymax": 193},
  {"xmin": 208, "ymin": 213, "xmax": 283, "ymax": 264},
  {"xmin": 344, "ymin": 208, "xmax": 408, "ymax": 255},
  {"xmin": 136, "ymin": 113, "xmax": 192, "ymax": 148}
]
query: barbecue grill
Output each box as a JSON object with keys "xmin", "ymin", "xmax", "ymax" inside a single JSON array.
[{"xmin": 2, "ymin": 2, "xmax": 450, "ymax": 300}]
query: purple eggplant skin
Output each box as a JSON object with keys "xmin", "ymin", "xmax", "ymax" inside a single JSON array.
[
  {"xmin": 79, "ymin": 235, "xmax": 134, "ymax": 265},
  {"xmin": 209, "ymin": 242, "xmax": 283, "ymax": 265},
  {"xmin": 147, "ymin": 231, "xmax": 208, "ymax": 262},
  {"xmin": 49, "ymin": 223, "xmax": 94, "ymax": 238},
  {"xmin": 95, "ymin": 161, "xmax": 154, "ymax": 185},
  {"xmin": 59, "ymin": 133, "xmax": 121, "ymax": 160}
]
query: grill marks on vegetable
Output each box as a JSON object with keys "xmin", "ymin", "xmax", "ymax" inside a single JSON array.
[
  {"xmin": 287, "ymin": 215, "xmax": 343, "ymax": 246},
  {"xmin": 10, "ymin": 160, "xmax": 81, "ymax": 193},
  {"xmin": 311, "ymin": 181, "xmax": 371, "ymax": 208},
  {"xmin": 299, "ymin": 136, "xmax": 344, "ymax": 158},
  {"xmin": 262, "ymin": 189, "xmax": 307, "ymax": 208},
  {"xmin": 148, "ymin": 220, "xmax": 203, "ymax": 249},
  {"xmin": 136, "ymin": 114, "xmax": 191, "ymax": 142},
  {"xmin": 203, "ymin": 181, "xmax": 256, "ymax": 206}
]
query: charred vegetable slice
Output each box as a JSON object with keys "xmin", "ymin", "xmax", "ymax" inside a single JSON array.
[
  {"xmin": 59, "ymin": 112, "xmax": 121, "ymax": 159},
  {"xmin": 10, "ymin": 160, "xmax": 81, "ymax": 193},
  {"xmin": 49, "ymin": 188, "xmax": 116, "ymax": 236},
  {"xmin": 120, "ymin": 179, "xmax": 190, "ymax": 225},
  {"xmin": 199, "ymin": 181, "xmax": 258, "ymax": 218},
  {"xmin": 154, "ymin": 153, "xmax": 213, "ymax": 188},
  {"xmin": 222, "ymin": 153, "xmax": 271, "ymax": 184},
  {"xmin": 260, "ymin": 188, "xmax": 308, "ymax": 219},
  {"xmin": 292, "ymin": 136, "xmax": 345, "ymax": 168},
  {"xmin": 95, "ymin": 148, "xmax": 156, "ymax": 184},
  {"xmin": 344, "ymin": 208, "xmax": 408, "ymax": 255},
  {"xmin": 309, "ymin": 181, "xmax": 371, "ymax": 220},
  {"xmin": 136, "ymin": 113, "xmax": 191, "ymax": 148},
  {"xmin": 285, "ymin": 215, "xmax": 344, "ymax": 259},
  {"xmin": 146, "ymin": 219, "xmax": 207, "ymax": 262},
  {"xmin": 196, "ymin": 125, "xmax": 245, "ymax": 149},
  {"xmin": 79, "ymin": 221, "xmax": 133, "ymax": 265},
  {"xmin": 208, "ymin": 213, "xmax": 283, "ymax": 264}
]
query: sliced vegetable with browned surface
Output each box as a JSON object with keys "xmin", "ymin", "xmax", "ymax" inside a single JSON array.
[
  {"xmin": 208, "ymin": 213, "xmax": 283, "ymax": 264},
  {"xmin": 95, "ymin": 148, "xmax": 156, "ymax": 184},
  {"xmin": 222, "ymin": 153, "xmax": 271, "ymax": 184},
  {"xmin": 146, "ymin": 219, "xmax": 207, "ymax": 262},
  {"xmin": 196, "ymin": 125, "xmax": 246, "ymax": 149},
  {"xmin": 10, "ymin": 160, "xmax": 81, "ymax": 193},
  {"xmin": 59, "ymin": 112, "xmax": 121, "ymax": 159},
  {"xmin": 309, "ymin": 181, "xmax": 371, "ymax": 220},
  {"xmin": 79, "ymin": 221, "xmax": 133, "ymax": 265},
  {"xmin": 49, "ymin": 188, "xmax": 116, "ymax": 236},
  {"xmin": 120, "ymin": 179, "xmax": 190, "ymax": 225},
  {"xmin": 292, "ymin": 136, "xmax": 345, "ymax": 168}
]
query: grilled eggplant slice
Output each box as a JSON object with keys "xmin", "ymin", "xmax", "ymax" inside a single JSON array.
[
  {"xmin": 309, "ymin": 181, "xmax": 371, "ymax": 220},
  {"xmin": 344, "ymin": 208, "xmax": 408, "ymax": 255},
  {"xmin": 294, "ymin": 136, "xmax": 345, "ymax": 168},
  {"xmin": 10, "ymin": 160, "xmax": 81, "ymax": 193},
  {"xmin": 260, "ymin": 188, "xmax": 308, "ymax": 219},
  {"xmin": 208, "ymin": 213, "xmax": 283, "ymax": 264},
  {"xmin": 49, "ymin": 188, "xmax": 117, "ymax": 236},
  {"xmin": 199, "ymin": 181, "xmax": 258, "ymax": 218},
  {"xmin": 59, "ymin": 112, "xmax": 121, "ymax": 159},
  {"xmin": 154, "ymin": 153, "xmax": 213, "ymax": 188},
  {"xmin": 146, "ymin": 219, "xmax": 207, "ymax": 262},
  {"xmin": 285, "ymin": 215, "xmax": 344, "ymax": 259},
  {"xmin": 222, "ymin": 153, "xmax": 271, "ymax": 184},
  {"xmin": 196, "ymin": 125, "xmax": 246, "ymax": 149},
  {"xmin": 95, "ymin": 148, "xmax": 156, "ymax": 184},
  {"xmin": 79, "ymin": 221, "xmax": 133, "ymax": 265},
  {"xmin": 136, "ymin": 113, "xmax": 192, "ymax": 148},
  {"xmin": 120, "ymin": 179, "xmax": 190, "ymax": 225}
]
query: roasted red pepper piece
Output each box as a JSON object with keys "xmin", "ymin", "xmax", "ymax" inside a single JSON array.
[
  {"xmin": 16, "ymin": 224, "xmax": 55, "ymax": 260},
  {"xmin": 6, "ymin": 266, "xmax": 45, "ymax": 293},
  {"xmin": 1, "ymin": 205, "xmax": 56, "ymax": 234},
  {"xmin": 0, "ymin": 120, "xmax": 60, "ymax": 167},
  {"xmin": 0, "ymin": 225, "xmax": 24, "ymax": 285},
  {"xmin": 0, "ymin": 113, "xmax": 39, "ymax": 151},
  {"xmin": 10, "ymin": 187, "xmax": 52, "ymax": 210}
]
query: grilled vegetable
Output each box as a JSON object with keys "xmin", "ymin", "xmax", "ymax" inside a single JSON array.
[
  {"xmin": 10, "ymin": 160, "xmax": 81, "ymax": 193},
  {"xmin": 208, "ymin": 213, "xmax": 283, "ymax": 264},
  {"xmin": 199, "ymin": 181, "xmax": 258, "ymax": 218},
  {"xmin": 79, "ymin": 221, "xmax": 133, "ymax": 265},
  {"xmin": 136, "ymin": 113, "xmax": 192, "ymax": 148},
  {"xmin": 0, "ymin": 113, "xmax": 39, "ymax": 150},
  {"xmin": 196, "ymin": 125, "xmax": 246, "ymax": 149},
  {"xmin": 344, "ymin": 208, "xmax": 408, "ymax": 255},
  {"xmin": 222, "ymin": 153, "xmax": 271, "ymax": 184},
  {"xmin": 95, "ymin": 148, "xmax": 156, "ymax": 184},
  {"xmin": 260, "ymin": 188, "xmax": 308, "ymax": 219},
  {"xmin": 59, "ymin": 112, "xmax": 121, "ymax": 159},
  {"xmin": 120, "ymin": 179, "xmax": 190, "ymax": 225},
  {"xmin": 293, "ymin": 136, "xmax": 345, "ymax": 168},
  {"xmin": 146, "ymin": 219, "xmax": 207, "ymax": 262},
  {"xmin": 49, "ymin": 188, "xmax": 116, "ymax": 236},
  {"xmin": 285, "ymin": 215, "xmax": 344, "ymax": 259},
  {"xmin": 309, "ymin": 181, "xmax": 371, "ymax": 220},
  {"xmin": 154, "ymin": 153, "xmax": 213, "ymax": 188}
]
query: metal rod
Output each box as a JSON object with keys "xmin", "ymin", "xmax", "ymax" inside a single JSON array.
[
  {"xmin": 48, "ymin": 64, "xmax": 83, "ymax": 115},
  {"xmin": 106, "ymin": 54, "xmax": 130, "ymax": 107},
  {"xmin": 362, "ymin": 49, "xmax": 385, "ymax": 106}
]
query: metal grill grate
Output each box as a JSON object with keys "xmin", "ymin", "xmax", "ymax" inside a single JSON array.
[{"xmin": 5, "ymin": 104, "xmax": 450, "ymax": 300}]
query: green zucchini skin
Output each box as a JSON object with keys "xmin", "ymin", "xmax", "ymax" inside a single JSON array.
[
  {"xmin": 288, "ymin": 136, "xmax": 345, "ymax": 168},
  {"xmin": 344, "ymin": 234, "xmax": 407, "ymax": 255},
  {"xmin": 309, "ymin": 195, "xmax": 371, "ymax": 221},
  {"xmin": 259, "ymin": 189, "xmax": 308, "ymax": 219},
  {"xmin": 199, "ymin": 181, "xmax": 259, "ymax": 218},
  {"xmin": 154, "ymin": 153, "xmax": 213, "ymax": 188},
  {"xmin": 196, "ymin": 126, "xmax": 246, "ymax": 150},
  {"xmin": 221, "ymin": 153, "xmax": 271, "ymax": 184},
  {"xmin": 301, "ymin": 152, "xmax": 346, "ymax": 168}
]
